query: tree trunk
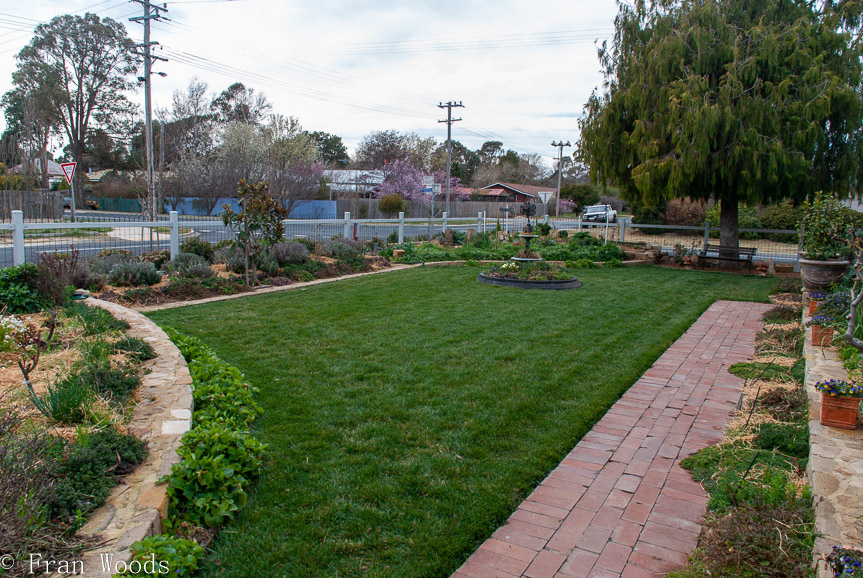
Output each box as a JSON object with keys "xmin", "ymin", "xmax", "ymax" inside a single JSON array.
[
  {"xmin": 73, "ymin": 138, "xmax": 85, "ymax": 209},
  {"xmin": 39, "ymin": 143, "xmax": 49, "ymax": 190},
  {"xmin": 719, "ymin": 199, "xmax": 740, "ymax": 269}
]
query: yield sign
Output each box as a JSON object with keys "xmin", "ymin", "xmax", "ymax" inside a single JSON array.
[
  {"xmin": 537, "ymin": 191, "xmax": 554, "ymax": 205},
  {"xmin": 60, "ymin": 162, "xmax": 77, "ymax": 185}
]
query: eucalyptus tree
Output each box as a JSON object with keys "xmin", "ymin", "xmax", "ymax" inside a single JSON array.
[
  {"xmin": 578, "ymin": 0, "xmax": 863, "ymax": 259},
  {"xmin": 13, "ymin": 13, "xmax": 140, "ymax": 204}
]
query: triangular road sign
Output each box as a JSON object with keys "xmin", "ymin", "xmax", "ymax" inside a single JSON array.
[
  {"xmin": 538, "ymin": 191, "xmax": 553, "ymax": 205},
  {"xmin": 60, "ymin": 162, "xmax": 76, "ymax": 185}
]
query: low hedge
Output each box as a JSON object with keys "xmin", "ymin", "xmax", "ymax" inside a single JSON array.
[{"xmin": 126, "ymin": 329, "xmax": 266, "ymax": 574}]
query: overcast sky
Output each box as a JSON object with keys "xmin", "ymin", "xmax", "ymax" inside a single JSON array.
[{"xmin": 0, "ymin": 0, "xmax": 618, "ymax": 166}]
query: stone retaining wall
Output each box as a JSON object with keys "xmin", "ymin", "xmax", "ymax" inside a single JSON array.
[
  {"xmin": 803, "ymin": 306, "xmax": 863, "ymax": 577},
  {"xmin": 75, "ymin": 299, "xmax": 193, "ymax": 576}
]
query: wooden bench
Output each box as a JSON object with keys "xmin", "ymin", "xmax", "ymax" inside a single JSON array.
[{"xmin": 698, "ymin": 243, "xmax": 757, "ymax": 272}]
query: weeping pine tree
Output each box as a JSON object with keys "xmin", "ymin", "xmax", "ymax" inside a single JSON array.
[{"xmin": 578, "ymin": 0, "xmax": 863, "ymax": 260}]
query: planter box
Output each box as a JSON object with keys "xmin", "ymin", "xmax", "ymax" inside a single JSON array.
[
  {"xmin": 820, "ymin": 393, "xmax": 860, "ymax": 429},
  {"xmin": 812, "ymin": 325, "xmax": 835, "ymax": 346}
]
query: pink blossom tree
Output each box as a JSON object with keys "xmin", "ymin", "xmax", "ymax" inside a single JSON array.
[{"xmin": 376, "ymin": 159, "xmax": 466, "ymax": 206}]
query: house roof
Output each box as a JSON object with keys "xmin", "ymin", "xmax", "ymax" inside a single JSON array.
[
  {"xmin": 480, "ymin": 182, "xmax": 555, "ymax": 199},
  {"xmin": 475, "ymin": 187, "xmax": 509, "ymax": 197},
  {"xmin": 12, "ymin": 158, "xmax": 65, "ymax": 177}
]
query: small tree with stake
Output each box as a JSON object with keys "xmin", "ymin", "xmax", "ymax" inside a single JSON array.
[{"xmin": 222, "ymin": 180, "xmax": 288, "ymax": 286}]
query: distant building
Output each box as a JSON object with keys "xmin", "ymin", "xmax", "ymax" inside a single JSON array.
[
  {"xmin": 479, "ymin": 182, "xmax": 555, "ymax": 203},
  {"xmin": 12, "ymin": 159, "xmax": 66, "ymax": 185},
  {"xmin": 321, "ymin": 169, "xmax": 385, "ymax": 197}
]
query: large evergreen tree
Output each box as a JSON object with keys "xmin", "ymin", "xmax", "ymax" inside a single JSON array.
[
  {"xmin": 579, "ymin": 0, "xmax": 863, "ymax": 258},
  {"xmin": 13, "ymin": 13, "xmax": 139, "ymax": 205}
]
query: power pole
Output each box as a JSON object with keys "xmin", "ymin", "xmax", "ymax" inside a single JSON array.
[
  {"xmin": 130, "ymin": 1, "xmax": 168, "ymax": 222},
  {"xmin": 438, "ymin": 101, "xmax": 464, "ymax": 215},
  {"xmin": 551, "ymin": 141, "xmax": 571, "ymax": 217}
]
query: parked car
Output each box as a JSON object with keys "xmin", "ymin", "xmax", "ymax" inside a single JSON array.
[
  {"xmin": 62, "ymin": 196, "xmax": 99, "ymax": 210},
  {"xmin": 582, "ymin": 204, "xmax": 617, "ymax": 223}
]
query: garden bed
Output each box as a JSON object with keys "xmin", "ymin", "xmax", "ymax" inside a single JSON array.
[{"xmin": 0, "ymin": 299, "xmax": 166, "ymax": 576}]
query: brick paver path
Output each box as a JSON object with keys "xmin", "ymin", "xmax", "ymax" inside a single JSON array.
[{"xmin": 454, "ymin": 300, "xmax": 772, "ymax": 578}]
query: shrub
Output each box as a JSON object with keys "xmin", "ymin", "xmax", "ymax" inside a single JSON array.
[
  {"xmin": 255, "ymin": 250, "xmax": 279, "ymax": 276},
  {"xmin": 558, "ymin": 230, "xmax": 568, "ymax": 238},
  {"xmin": 87, "ymin": 249, "xmax": 133, "ymax": 275},
  {"xmin": 27, "ymin": 378, "xmax": 91, "ymax": 424},
  {"xmin": 214, "ymin": 245, "xmax": 246, "ymax": 275},
  {"xmin": 633, "ymin": 204, "xmax": 664, "ymax": 234},
  {"xmin": 35, "ymin": 250, "xmax": 79, "ymax": 307},
  {"xmin": 760, "ymin": 200, "xmax": 803, "ymax": 232},
  {"xmin": 663, "ymin": 199, "xmax": 707, "ymax": 226},
  {"xmin": 756, "ymin": 422, "xmax": 809, "ymax": 459},
  {"xmin": 71, "ymin": 263, "xmax": 106, "ymax": 292},
  {"xmin": 378, "ymin": 193, "xmax": 405, "ymax": 215},
  {"xmin": 560, "ymin": 183, "xmax": 600, "ymax": 212},
  {"xmin": 270, "ymin": 241, "xmax": 309, "ymax": 265},
  {"xmin": 50, "ymin": 426, "xmax": 147, "ymax": 522},
  {"xmin": 114, "ymin": 335, "xmax": 157, "ymax": 361},
  {"xmin": 108, "ymin": 261, "xmax": 162, "ymax": 286},
  {"xmin": 165, "ymin": 253, "xmax": 214, "ymax": 279},
  {"xmin": 123, "ymin": 535, "xmax": 205, "ymax": 578},
  {"xmin": 0, "ymin": 313, "xmax": 24, "ymax": 352},
  {"xmin": 535, "ymin": 222, "xmax": 552, "ymax": 236},
  {"xmin": 164, "ymin": 451, "xmax": 250, "ymax": 528},
  {"xmin": 81, "ymin": 364, "xmax": 141, "ymax": 400},
  {"xmin": 387, "ymin": 230, "xmax": 399, "ymax": 244},
  {"xmin": 0, "ymin": 264, "xmax": 42, "ymax": 313},
  {"xmin": 180, "ymin": 237, "xmax": 215, "ymax": 263},
  {"xmin": 140, "ymin": 249, "xmax": 172, "ymax": 269},
  {"xmin": 66, "ymin": 302, "xmax": 130, "ymax": 335},
  {"xmin": 178, "ymin": 427, "xmax": 266, "ymax": 480},
  {"xmin": 468, "ymin": 231, "xmax": 493, "ymax": 250},
  {"xmin": 0, "ymin": 404, "xmax": 62, "ymax": 554}
]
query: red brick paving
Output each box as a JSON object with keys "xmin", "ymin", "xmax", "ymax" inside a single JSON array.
[{"xmin": 453, "ymin": 300, "xmax": 770, "ymax": 578}]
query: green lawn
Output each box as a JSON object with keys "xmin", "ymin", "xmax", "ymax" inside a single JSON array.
[{"xmin": 147, "ymin": 265, "xmax": 777, "ymax": 577}]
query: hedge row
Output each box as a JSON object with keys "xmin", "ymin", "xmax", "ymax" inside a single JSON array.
[{"xmin": 122, "ymin": 329, "xmax": 266, "ymax": 577}]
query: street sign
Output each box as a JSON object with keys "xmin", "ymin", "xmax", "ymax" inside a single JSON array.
[
  {"xmin": 421, "ymin": 187, "xmax": 434, "ymax": 194},
  {"xmin": 537, "ymin": 191, "xmax": 554, "ymax": 205},
  {"xmin": 432, "ymin": 184, "xmax": 441, "ymax": 194},
  {"xmin": 422, "ymin": 175, "xmax": 434, "ymax": 187},
  {"xmin": 60, "ymin": 162, "xmax": 76, "ymax": 185}
]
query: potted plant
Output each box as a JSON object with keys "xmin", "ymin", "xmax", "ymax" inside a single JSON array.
[
  {"xmin": 808, "ymin": 292, "xmax": 825, "ymax": 316},
  {"xmin": 808, "ymin": 315, "xmax": 836, "ymax": 346},
  {"xmin": 815, "ymin": 379, "xmax": 863, "ymax": 429},
  {"xmin": 798, "ymin": 192, "xmax": 851, "ymax": 292},
  {"xmin": 826, "ymin": 546, "xmax": 863, "ymax": 576}
]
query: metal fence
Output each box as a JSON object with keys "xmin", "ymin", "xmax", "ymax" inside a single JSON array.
[{"xmin": 0, "ymin": 210, "xmax": 800, "ymax": 269}]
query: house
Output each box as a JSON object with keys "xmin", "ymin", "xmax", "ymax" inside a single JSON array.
[
  {"xmin": 479, "ymin": 182, "xmax": 555, "ymax": 203},
  {"xmin": 12, "ymin": 158, "xmax": 66, "ymax": 185}
]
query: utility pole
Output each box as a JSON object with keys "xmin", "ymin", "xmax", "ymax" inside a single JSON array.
[
  {"xmin": 438, "ymin": 101, "xmax": 464, "ymax": 216},
  {"xmin": 130, "ymin": 1, "xmax": 168, "ymax": 222},
  {"xmin": 551, "ymin": 141, "xmax": 571, "ymax": 217}
]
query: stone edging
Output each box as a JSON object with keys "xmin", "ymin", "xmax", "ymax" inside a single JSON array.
[
  {"xmin": 76, "ymin": 298, "xmax": 193, "ymax": 576},
  {"xmin": 803, "ymin": 305, "xmax": 863, "ymax": 577}
]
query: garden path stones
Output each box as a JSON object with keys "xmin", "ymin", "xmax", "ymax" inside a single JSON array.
[
  {"xmin": 803, "ymin": 307, "xmax": 863, "ymax": 578},
  {"xmin": 73, "ymin": 299, "xmax": 193, "ymax": 576},
  {"xmin": 453, "ymin": 300, "xmax": 771, "ymax": 578}
]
